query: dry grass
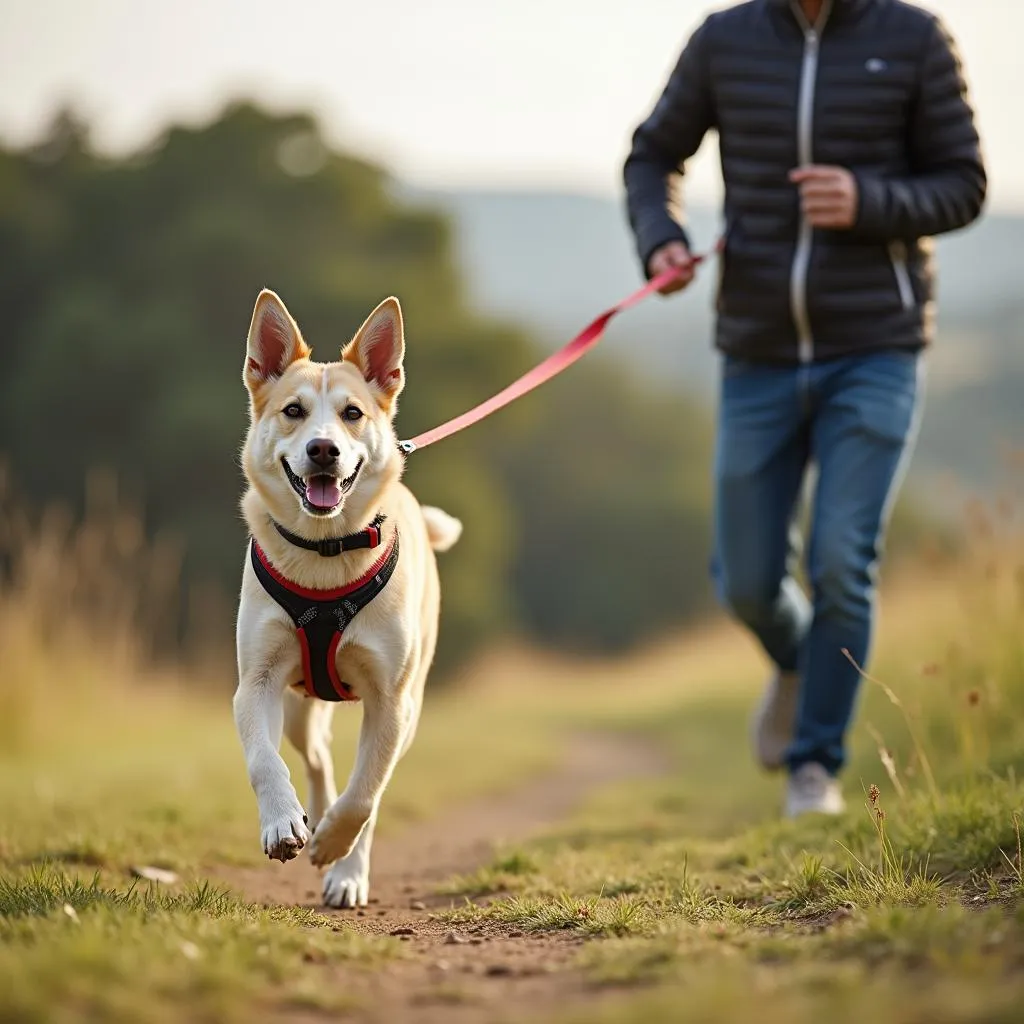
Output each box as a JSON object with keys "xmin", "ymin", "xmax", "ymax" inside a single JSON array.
[
  {"xmin": 2, "ymin": 471, "xmax": 1024, "ymax": 1023},
  {"xmin": 0, "ymin": 466, "xmax": 186, "ymax": 752}
]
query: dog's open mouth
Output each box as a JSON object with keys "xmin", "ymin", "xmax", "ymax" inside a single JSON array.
[{"xmin": 282, "ymin": 457, "xmax": 363, "ymax": 516}]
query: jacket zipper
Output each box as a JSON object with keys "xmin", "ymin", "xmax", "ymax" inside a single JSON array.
[
  {"xmin": 888, "ymin": 241, "xmax": 915, "ymax": 310},
  {"xmin": 790, "ymin": 1, "xmax": 832, "ymax": 363}
]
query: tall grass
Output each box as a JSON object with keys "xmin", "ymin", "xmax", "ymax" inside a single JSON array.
[
  {"xmin": 859, "ymin": 486, "xmax": 1024, "ymax": 796},
  {"xmin": 822, "ymin": 479, "xmax": 1024, "ymax": 895},
  {"xmin": 0, "ymin": 467, "xmax": 184, "ymax": 749}
]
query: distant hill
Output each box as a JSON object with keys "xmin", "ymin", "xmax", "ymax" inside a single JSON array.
[{"xmin": 396, "ymin": 184, "xmax": 1024, "ymax": 512}]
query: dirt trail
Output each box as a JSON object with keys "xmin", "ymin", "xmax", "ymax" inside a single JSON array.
[{"xmin": 219, "ymin": 733, "xmax": 667, "ymax": 1023}]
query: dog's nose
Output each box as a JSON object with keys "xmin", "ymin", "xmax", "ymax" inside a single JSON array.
[{"xmin": 305, "ymin": 438, "xmax": 340, "ymax": 468}]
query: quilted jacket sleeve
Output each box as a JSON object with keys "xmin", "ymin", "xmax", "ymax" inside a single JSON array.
[
  {"xmin": 622, "ymin": 17, "xmax": 717, "ymax": 276},
  {"xmin": 853, "ymin": 15, "xmax": 987, "ymax": 241}
]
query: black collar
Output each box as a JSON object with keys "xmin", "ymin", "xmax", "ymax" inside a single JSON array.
[{"xmin": 270, "ymin": 513, "xmax": 387, "ymax": 558}]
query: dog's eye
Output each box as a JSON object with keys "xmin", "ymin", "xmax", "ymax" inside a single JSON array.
[
  {"xmin": 282, "ymin": 403, "xmax": 305, "ymax": 419},
  {"xmin": 342, "ymin": 405, "xmax": 363, "ymax": 423}
]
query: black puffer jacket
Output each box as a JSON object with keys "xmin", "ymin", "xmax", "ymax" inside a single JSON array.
[{"xmin": 623, "ymin": 0, "xmax": 987, "ymax": 363}]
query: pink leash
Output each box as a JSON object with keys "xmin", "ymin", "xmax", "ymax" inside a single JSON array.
[{"xmin": 398, "ymin": 241, "xmax": 722, "ymax": 455}]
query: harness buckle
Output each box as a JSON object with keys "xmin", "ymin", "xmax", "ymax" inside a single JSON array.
[{"xmin": 317, "ymin": 537, "xmax": 343, "ymax": 557}]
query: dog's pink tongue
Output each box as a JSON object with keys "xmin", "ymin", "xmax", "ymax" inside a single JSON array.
[{"xmin": 306, "ymin": 477, "xmax": 342, "ymax": 509}]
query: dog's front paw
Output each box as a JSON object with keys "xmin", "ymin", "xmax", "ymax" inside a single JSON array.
[
  {"xmin": 322, "ymin": 860, "xmax": 370, "ymax": 909},
  {"xmin": 260, "ymin": 795, "xmax": 310, "ymax": 862},
  {"xmin": 307, "ymin": 800, "xmax": 371, "ymax": 867}
]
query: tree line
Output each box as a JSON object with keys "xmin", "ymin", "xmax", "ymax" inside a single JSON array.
[{"xmin": 0, "ymin": 102, "xmax": 732, "ymax": 675}]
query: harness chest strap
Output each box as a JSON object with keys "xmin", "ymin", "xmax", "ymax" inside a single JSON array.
[{"xmin": 249, "ymin": 529, "xmax": 400, "ymax": 702}]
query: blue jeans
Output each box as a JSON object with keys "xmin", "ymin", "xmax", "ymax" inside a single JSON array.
[{"xmin": 711, "ymin": 349, "xmax": 925, "ymax": 775}]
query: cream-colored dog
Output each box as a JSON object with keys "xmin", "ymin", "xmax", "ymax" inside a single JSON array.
[{"xmin": 232, "ymin": 289, "xmax": 461, "ymax": 908}]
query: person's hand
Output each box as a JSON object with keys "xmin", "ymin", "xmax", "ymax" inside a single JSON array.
[
  {"xmin": 789, "ymin": 165, "xmax": 858, "ymax": 229},
  {"xmin": 646, "ymin": 241, "xmax": 695, "ymax": 295}
]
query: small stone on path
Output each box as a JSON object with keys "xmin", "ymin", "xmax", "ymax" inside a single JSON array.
[{"xmin": 130, "ymin": 865, "xmax": 179, "ymax": 885}]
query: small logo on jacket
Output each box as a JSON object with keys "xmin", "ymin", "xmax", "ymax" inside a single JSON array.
[{"xmin": 865, "ymin": 58, "xmax": 888, "ymax": 73}]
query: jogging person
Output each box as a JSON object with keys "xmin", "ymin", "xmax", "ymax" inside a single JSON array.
[{"xmin": 623, "ymin": 0, "xmax": 986, "ymax": 816}]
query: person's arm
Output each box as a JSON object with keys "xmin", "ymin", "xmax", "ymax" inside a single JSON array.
[
  {"xmin": 852, "ymin": 15, "xmax": 986, "ymax": 241},
  {"xmin": 623, "ymin": 17, "xmax": 716, "ymax": 278}
]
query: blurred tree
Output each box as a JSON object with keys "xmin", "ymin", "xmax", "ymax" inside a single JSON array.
[
  {"xmin": 0, "ymin": 101, "xmax": 727, "ymax": 676},
  {"xmin": 498, "ymin": 355, "xmax": 716, "ymax": 652}
]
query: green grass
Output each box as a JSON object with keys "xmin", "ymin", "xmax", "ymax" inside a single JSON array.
[
  {"xmin": 449, "ymin": 890, "xmax": 655, "ymax": 938},
  {"xmin": 557, "ymin": 959, "xmax": 1024, "ymax": 1024},
  {"xmin": 433, "ymin": 519, "xmax": 1024, "ymax": 1023},
  {"xmin": 0, "ymin": 863, "xmax": 395, "ymax": 1023},
  {"xmin": 442, "ymin": 759, "xmax": 1024, "ymax": 1023}
]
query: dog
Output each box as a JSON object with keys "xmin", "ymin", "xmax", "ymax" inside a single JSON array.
[{"xmin": 232, "ymin": 289, "xmax": 462, "ymax": 908}]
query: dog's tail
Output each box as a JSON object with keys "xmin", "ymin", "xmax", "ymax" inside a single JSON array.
[{"xmin": 421, "ymin": 505, "xmax": 463, "ymax": 552}]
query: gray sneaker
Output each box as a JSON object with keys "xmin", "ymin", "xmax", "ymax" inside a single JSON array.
[
  {"xmin": 785, "ymin": 762, "xmax": 845, "ymax": 818},
  {"xmin": 750, "ymin": 668, "xmax": 800, "ymax": 771}
]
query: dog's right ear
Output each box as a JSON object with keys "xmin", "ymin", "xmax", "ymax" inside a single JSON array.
[{"xmin": 244, "ymin": 290, "xmax": 310, "ymax": 393}]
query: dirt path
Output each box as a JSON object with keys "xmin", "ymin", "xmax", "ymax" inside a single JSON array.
[{"xmin": 218, "ymin": 732, "xmax": 667, "ymax": 1023}]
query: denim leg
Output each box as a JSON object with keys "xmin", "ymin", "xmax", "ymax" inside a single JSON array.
[
  {"xmin": 787, "ymin": 351, "xmax": 925, "ymax": 775},
  {"xmin": 711, "ymin": 357, "xmax": 812, "ymax": 673}
]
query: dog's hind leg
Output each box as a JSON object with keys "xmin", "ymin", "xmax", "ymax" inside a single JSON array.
[
  {"xmin": 321, "ymin": 807, "xmax": 378, "ymax": 908},
  {"xmin": 282, "ymin": 693, "xmax": 337, "ymax": 832},
  {"xmin": 307, "ymin": 683, "xmax": 413, "ymax": 869},
  {"xmin": 322, "ymin": 673, "xmax": 429, "ymax": 907},
  {"xmin": 398, "ymin": 673, "xmax": 428, "ymax": 760}
]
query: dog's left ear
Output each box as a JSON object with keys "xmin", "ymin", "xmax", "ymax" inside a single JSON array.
[{"xmin": 343, "ymin": 297, "xmax": 405, "ymax": 409}]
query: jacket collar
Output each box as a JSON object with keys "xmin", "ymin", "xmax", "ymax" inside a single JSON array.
[{"xmin": 769, "ymin": 0, "xmax": 877, "ymax": 23}]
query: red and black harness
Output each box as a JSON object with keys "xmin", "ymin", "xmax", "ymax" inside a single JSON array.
[{"xmin": 250, "ymin": 513, "xmax": 399, "ymax": 702}]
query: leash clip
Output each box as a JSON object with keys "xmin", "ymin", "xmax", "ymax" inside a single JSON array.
[{"xmin": 397, "ymin": 440, "xmax": 417, "ymax": 456}]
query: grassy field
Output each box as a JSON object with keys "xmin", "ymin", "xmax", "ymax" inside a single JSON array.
[
  {"xmin": 443, "ymin": 501, "xmax": 1024, "ymax": 1023},
  {"xmin": 1, "ymin": 481, "xmax": 1023, "ymax": 1022}
]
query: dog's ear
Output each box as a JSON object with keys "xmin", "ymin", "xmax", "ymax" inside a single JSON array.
[
  {"xmin": 244, "ymin": 290, "xmax": 310, "ymax": 392},
  {"xmin": 342, "ymin": 297, "xmax": 405, "ymax": 409}
]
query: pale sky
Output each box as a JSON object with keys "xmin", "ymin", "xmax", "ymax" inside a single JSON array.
[{"xmin": 0, "ymin": 0, "xmax": 1018, "ymax": 209}]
